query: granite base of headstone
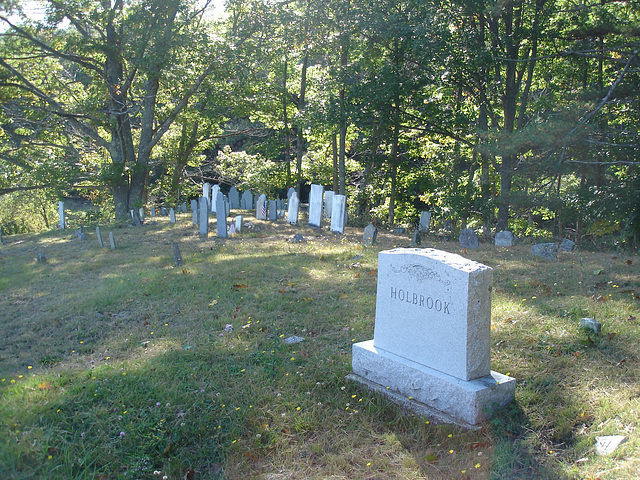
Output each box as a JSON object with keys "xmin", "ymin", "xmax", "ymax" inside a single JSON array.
[
  {"xmin": 172, "ymin": 242, "xmax": 183, "ymax": 267},
  {"xmin": 109, "ymin": 232, "xmax": 116, "ymax": 250},
  {"xmin": 363, "ymin": 223, "xmax": 378, "ymax": 246},
  {"xmin": 494, "ymin": 231, "xmax": 514, "ymax": 247},
  {"xmin": 410, "ymin": 230, "xmax": 421, "ymax": 247},
  {"xmin": 531, "ymin": 243, "xmax": 558, "ymax": 260},
  {"xmin": 96, "ymin": 227, "xmax": 104, "ymax": 248},
  {"xmin": 349, "ymin": 248, "xmax": 515, "ymax": 428},
  {"xmin": 291, "ymin": 233, "xmax": 306, "ymax": 243},
  {"xmin": 561, "ymin": 238, "xmax": 576, "ymax": 252},
  {"xmin": 459, "ymin": 227, "xmax": 479, "ymax": 249},
  {"xmin": 36, "ymin": 253, "xmax": 47, "ymax": 264}
]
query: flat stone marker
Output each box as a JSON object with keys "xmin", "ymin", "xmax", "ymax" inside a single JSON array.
[
  {"xmin": 58, "ymin": 201, "xmax": 65, "ymax": 229},
  {"xmin": 268, "ymin": 200, "xmax": 277, "ymax": 221},
  {"xmin": 495, "ymin": 230, "xmax": 514, "ymax": 247},
  {"xmin": 229, "ymin": 187, "xmax": 240, "ymax": 210},
  {"xmin": 363, "ymin": 223, "xmax": 378, "ymax": 246},
  {"xmin": 96, "ymin": 227, "xmax": 104, "ymax": 248},
  {"xmin": 561, "ymin": 238, "xmax": 576, "ymax": 252},
  {"xmin": 324, "ymin": 190, "xmax": 334, "ymax": 219},
  {"xmin": 199, "ymin": 197, "xmax": 209, "ymax": 236},
  {"xmin": 531, "ymin": 243, "xmax": 557, "ymax": 260},
  {"xmin": 108, "ymin": 232, "xmax": 116, "ymax": 250},
  {"xmin": 595, "ymin": 435, "xmax": 626, "ymax": 455},
  {"xmin": 235, "ymin": 215, "xmax": 243, "ymax": 233},
  {"xmin": 308, "ymin": 184, "xmax": 324, "ymax": 227},
  {"xmin": 419, "ymin": 211, "xmax": 431, "ymax": 233},
  {"xmin": 580, "ymin": 317, "xmax": 602, "ymax": 334},
  {"xmin": 169, "ymin": 208, "xmax": 176, "ymax": 224},
  {"xmin": 172, "ymin": 242, "xmax": 183, "ymax": 267},
  {"xmin": 287, "ymin": 192, "xmax": 299, "ymax": 225},
  {"xmin": 350, "ymin": 248, "xmax": 515, "ymax": 427},
  {"xmin": 459, "ymin": 227, "xmax": 479, "ymax": 249},
  {"xmin": 330, "ymin": 194, "xmax": 346, "ymax": 234},
  {"xmin": 256, "ymin": 194, "xmax": 267, "ymax": 220},
  {"xmin": 216, "ymin": 192, "xmax": 227, "ymax": 238},
  {"xmin": 241, "ymin": 190, "xmax": 253, "ymax": 210}
]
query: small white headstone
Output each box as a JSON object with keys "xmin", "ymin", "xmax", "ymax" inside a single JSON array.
[
  {"xmin": 595, "ymin": 435, "xmax": 626, "ymax": 455},
  {"xmin": 308, "ymin": 184, "xmax": 324, "ymax": 227},
  {"xmin": 287, "ymin": 192, "xmax": 300, "ymax": 225},
  {"xmin": 211, "ymin": 185, "xmax": 220, "ymax": 213},
  {"xmin": 256, "ymin": 194, "xmax": 267, "ymax": 220},
  {"xmin": 324, "ymin": 190, "xmax": 334, "ymax": 219},
  {"xmin": 139, "ymin": 208, "xmax": 145, "ymax": 222},
  {"xmin": 58, "ymin": 201, "xmax": 65, "ymax": 229},
  {"xmin": 330, "ymin": 194, "xmax": 346, "ymax": 234},
  {"xmin": 419, "ymin": 211, "xmax": 431, "ymax": 233},
  {"xmin": 169, "ymin": 208, "xmax": 176, "ymax": 224},
  {"xmin": 235, "ymin": 215, "xmax": 243, "ymax": 233}
]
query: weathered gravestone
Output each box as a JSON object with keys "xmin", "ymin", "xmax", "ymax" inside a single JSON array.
[
  {"xmin": 169, "ymin": 208, "xmax": 176, "ymax": 224},
  {"xmin": 108, "ymin": 232, "xmax": 116, "ymax": 250},
  {"xmin": 96, "ymin": 227, "xmax": 104, "ymax": 248},
  {"xmin": 181, "ymin": 202, "xmax": 187, "ymax": 213},
  {"xmin": 291, "ymin": 233, "xmax": 306, "ymax": 243},
  {"xmin": 268, "ymin": 200, "xmax": 278, "ymax": 221},
  {"xmin": 561, "ymin": 238, "xmax": 576, "ymax": 252},
  {"xmin": 192, "ymin": 209, "xmax": 198, "ymax": 226},
  {"xmin": 160, "ymin": 207, "xmax": 168, "ymax": 216},
  {"xmin": 215, "ymin": 192, "xmax": 227, "ymax": 238},
  {"xmin": 531, "ymin": 243, "xmax": 557, "ymax": 260},
  {"xmin": 419, "ymin": 211, "xmax": 431, "ymax": 233},
  {"xmin": 459, "ymin": 227, "xmax": 479, "ymax": 249},
  {"xmin": 139, "ymin": 208, "xmax": 145, "ymax": 222},
  {"xmin": 172, "ymin": 242, "xmax": 183, "ymax": 267},
  {"xmin": 191, "ymin": 199, "xmax": 198, "ymax": 212},
  {"xmin": 363, "ymin": 223, "xmax": 378, "ymax": 246},
  {"xmin": 287, "ymin": 192, "xmax": 300, "ymax": 225},
  {"xmin": 287, "ymin": 187, "xmax": 296, "ymax": 204},
  {"xmin": 308, "ymin": 184, "xmax": 324, "ymax": 227},
  {"xmin": 229, "ymin": 187, "xmax": 240, "ymax": 210},
  {"xmin": 494, "ymin": 231, "xmax": 514, "ymax": 247},
  {"xmin": 324, "ymin": 190, "xmax": 334, "ymax": 219},
  {"xmin": 58, "ymin": 201, "xmax": 65, "ymax": 229},
  {"xmin": 131, "ymin": 209, "xmax": 142, "ymax": 226},
  {"xmin": 199, "ymin": 197, "xmax": 209, "ymax": 236},
  {"xmin": 235, "ymin": 215, "xmax": 243, "ymax": 233},
  {"xmin": 151, "ymin": 206, "xmax": 156, "ymax": 218},
  {"xmin": 349, "ymin": 248, "xmax": 515, "ymax": 427},
  {"xmin": 202, "ymin": 183, "xmax": 211, "ymax": 206},
  {"xmin": 256, "ymin": 194, "xmax": 267, "ymax": 220},
  {"xmin": 330, "ymin": 194, "xmax": 346, "ymax": 234},
  {"xmin": 211, "ymin": 185, "xmax": 220, "ymax": 213},
  {"xmin": 410, "ymin": 230, "xmax": 421, "ymax": 247},
  {"xmin": 36, "ymin": 253, "xmax": 47, "ymax": 264},
  {"xmin": 241, "ymin": 190, "xmax": 253, "ymax": 210}
]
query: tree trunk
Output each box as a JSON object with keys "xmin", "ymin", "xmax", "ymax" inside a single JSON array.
[{"xmin": 296, "ymin": 49, "xmax": 309, "ymax": 194}]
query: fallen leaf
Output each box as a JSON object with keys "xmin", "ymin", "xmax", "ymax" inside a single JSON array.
[
  {"xmin": 47, "ymin": 447, "xmax": 59, "ymax": 456},
  {"xmin": 593, "ymin": 269, "xmax": 604, "ymax": 275},
  {"xmin": 616, "ymin": 358, "xmax": 627, "ymax": 367},
  {"xmin": 353, "ymin": 273, "xmax": 360, "ymax": 278},
  {"xmin": 142, "ymin": 320, "xmax": 150, "ymax": 326},
  {"xmin": 339, "ymin": 294, "xmax": 348, "ymax": 300},
  {"xmin": 426, "ymin": 453, "xmax": 438, "ymax": 462},
  {"xmin": 182, "ymin": 269, "xmax": 189, "ymax": 274},
  {"xmin": 625, "ymin": 260, "xmax": 632, "ymax": 265},
  {"xmin": 278, "ymin": 289, "xmax": 287, "ymax": 294},
  {"xmin": 38, "ymin": 381, "xmax": 52, "ymax": 390},
  {"xmin": 232, "ymin": 284, "xmax": 248, "ymax": 290},
  {"xmin": 469, "ymin": 442, "xmax": 487, "ymax": 450},
  {"xmin": 368, "ymin": 270, "xmax": 377, "ymax": 276},
  {"xmin": 245, "ymin": 451, "xmax": 259, "ymax": 462},
  {"xmin": 607, "ymin": 333, "xmax": 617, "ymax": 341}
]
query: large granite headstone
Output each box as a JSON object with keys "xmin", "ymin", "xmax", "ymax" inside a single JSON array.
[
  {"xmin": 459, "ymin": 227, "xmax": 479, "ymax": 249},
  {"xmin": 229, "ymin": 187, "xmax": 240, "ymax": 210},
  {"xmin": 256, "ymin": 194, "xmax": 267, "ymax": 220},
  {"xmin": 363, "ymin": 223, "xmax": 378, "ymax": 246},
  {"xmin": 419, "ymin": 211, "xmax": 431, "ymax": 233},
  {"xmin": 561, "ymin": 238, "xmax": 576, "ymax": 252},
  {"xmin": 350, "ymin": 248, "xmax": 515, "ymax": 427},
  {"xmin": 308, "ymin": 184, "xmax": 324, "ymax": 227},
  {"xmin": 330, "ymin": 194, "xmax": 346, "ymax": 234},
  {"xmin": 287, "ymin": 192, "xmax": 299, "ymax": 225},
  {"xmin": 216, "ymin": 192, "xmax": 227, "ymax": 238},
  {"xmin": 495, "ymin": 231, "xmax": 514, "ymax": 247},
  {"xmin": 324, "ymin": 190, "xmax": 334, "ymax": 219},
  {"xmin": 531, "ymin": 243, "xmax": 558, "ymax": 260}
]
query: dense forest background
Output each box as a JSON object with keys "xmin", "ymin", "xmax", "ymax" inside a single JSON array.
[{"xmin": 1, "ymin": 0, "xmax": 638, "ymax": 247}]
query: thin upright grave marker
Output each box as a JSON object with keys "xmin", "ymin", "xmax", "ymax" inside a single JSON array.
[
  {"xmin": 58, "ymin": 201, "xmax": 65, "ymax": 229},
  {"xmin": 287, "ymin": 192, "xmax": 299, "ymax": 225},
  {"xmin": 308, "ymin": 184, "xmax": 324, "ymax": 227},
  {"xmin": 96, "ymin": 227, "xmax": 104, "ymax": 248},
  {"xmin": 349, "ymin": 248, "xmax": 515, "ymax": 427},
  {"xmin": 216, "ymin": 192, "xmax": 227, "ymax": 238},
  {"xmin": 199, "ymin": 197, "xmax": 209, "ymax": 236}
]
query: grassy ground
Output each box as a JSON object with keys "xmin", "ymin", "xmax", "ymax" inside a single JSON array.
[{"xmin": 0, "ymin": 211, "xmax": 639, "ymax": 480}]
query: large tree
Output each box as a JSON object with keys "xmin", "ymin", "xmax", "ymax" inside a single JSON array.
[{"xmin": 1, "ymin": 0, "xmax": 218, "ymax": 218}]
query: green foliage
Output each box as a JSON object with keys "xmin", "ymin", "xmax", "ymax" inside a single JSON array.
[{"xmin": 0, "ymin": 190, "xmax": 57, "ymax": 234}]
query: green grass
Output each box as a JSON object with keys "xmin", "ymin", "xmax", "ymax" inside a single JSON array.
[{"xmin": 1, "ymin": 212, "xmax": 639, "ymax": 479}]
